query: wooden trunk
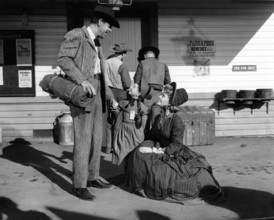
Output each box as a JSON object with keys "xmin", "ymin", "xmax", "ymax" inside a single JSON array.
[{"xmin": 177, "ymin": 106, "xmax": 215, "ymax": 146}]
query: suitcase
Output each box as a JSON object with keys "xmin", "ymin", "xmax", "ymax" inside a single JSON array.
[{"xmin": 176, "ymin": 106, "xmax": 215, "ymax": 146}]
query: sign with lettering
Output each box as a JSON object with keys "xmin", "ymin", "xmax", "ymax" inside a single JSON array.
[
  {"xmin": 194, "ymin": 59, "xmax": 210, "ymax": 77},
  {"xmin": 188, "ymin": 40, "xmax": 215, "ymax": 58},
  {"xmin": 0, "ymin": 30, "xmax": 35, "ymax": 97},
  {"xmin": 18, "ymin": 70, "xmax": 32, "ymax": 88},
  {"xmin": 232, "ymin": 65, "xmax": 257, "ymax": 72}
]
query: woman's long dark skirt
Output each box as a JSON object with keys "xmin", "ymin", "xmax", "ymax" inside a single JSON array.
[{"xmin": 127, "ymin": 141, "xmax": 223, "ymax": 202}]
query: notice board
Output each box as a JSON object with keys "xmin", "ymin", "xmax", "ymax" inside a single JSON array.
[{"xmin": 0, "ymin": 30, "xmax": 35, "ymax": 97}]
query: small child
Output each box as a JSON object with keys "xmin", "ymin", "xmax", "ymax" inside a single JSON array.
[{"xmin": 112, "ymin": 86, "xmax": 148, "ymax": 166}]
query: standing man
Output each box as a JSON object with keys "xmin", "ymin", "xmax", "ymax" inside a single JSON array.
[
  {"xmin": 57, "ymin": 5, "xmax": 119, "ymax": 201},
  {"xmin": 105, "ymin": 43, "xmax": 132, "ymax": 95},
  {"xmin": 133, "ymin": 46, "xmax": 171, "ymax": 109},
  {"xmin": 103, "ymin": 43, "xmax": 132, "ymax": 154}
]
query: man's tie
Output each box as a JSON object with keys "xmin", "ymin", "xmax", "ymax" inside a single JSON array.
[{"xmin": 94, "ymin": 38, "xmax": 101, "ymax": 47}]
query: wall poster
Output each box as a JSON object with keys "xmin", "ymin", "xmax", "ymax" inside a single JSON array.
[
  {"xmin": 0, "ymin": 30, "xmax": 35, "ymax": 97},
  {"xmin": 189, "ymin": 40, "xmax": 215, "ymax": 77},
  {"xmin": 16, "ymin": 39, "xmax": 32, "ymax": 66},
  {"xmin": 18, "ymin": 70, "xmax": 32, "ymax": 88},
  {"xmin": 194, "ymin": 59, "xmax": 210, "ymax": 77},
  {"xmin": 188, "ymin": 40, "xmax": 215, "ymax": 59}
]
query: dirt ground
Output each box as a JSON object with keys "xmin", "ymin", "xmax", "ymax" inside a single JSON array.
[{"xmin": 0, "ymin": 137, "xmax": 274, "ymax": 220}]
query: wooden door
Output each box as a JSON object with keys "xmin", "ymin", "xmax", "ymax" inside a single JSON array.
[{"xmin": 101, "ymin": 17, "xmax": 141, "ymax": 72}]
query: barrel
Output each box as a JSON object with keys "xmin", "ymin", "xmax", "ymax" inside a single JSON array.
[
  {"xmin": 57, "ymin": 111, "xmax": 74, "ymax": 146},
  {"xmin": 255, "ymin": 88, "xmax": 273, "ymax": 99},
  {"xmin": 221, "ymin": 90, "xmax": 238, "ymax": 104},
  {"xmin": 238, "ymin": 90, "xmax": 256, "ymax": 105}
]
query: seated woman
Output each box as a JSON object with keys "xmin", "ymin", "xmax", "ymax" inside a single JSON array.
[{"xmin": 127, "ymin": 82, "xmax": 225, "ymax": 204}]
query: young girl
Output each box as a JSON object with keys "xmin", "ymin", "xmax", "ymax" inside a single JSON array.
[{"xmin": 112, "ymin": 86, "xmax": 148, "ymax": 166}]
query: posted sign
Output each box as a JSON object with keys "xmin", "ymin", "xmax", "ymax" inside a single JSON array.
[
  {"xmin": 189, "ymin": 40, "xmax": 215, "ymax": 58},
  {"xmin": 232, "ymin": 65, "xmax": 257, "ymax": 72},
  {"xmin": 0, "ymin": 30, "xmax": 35, "ymax": 97},
  {"xmin": 18, "ymin": 70, "xmax": 32, "ymax": 88}
]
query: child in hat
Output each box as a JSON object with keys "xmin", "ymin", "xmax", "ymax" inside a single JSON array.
[{"xmin": 112, "ymin": 85, "xmax": 148, "ymax": 167}]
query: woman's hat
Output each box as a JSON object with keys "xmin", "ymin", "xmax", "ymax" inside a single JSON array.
[
  {"xmin": 172, "ymin": 88, "xmax": 189, "ymax": 106},
  {"xmin": 84, "ymin": 5, "xmax": 120, "ymax": 28},
  {"xmin": 137, "ymin": 46, "xmax": 160, "ymax": 62},
  {"xmin": 110, "ymin": 43, "xmax": 133, "ymax": 54}
]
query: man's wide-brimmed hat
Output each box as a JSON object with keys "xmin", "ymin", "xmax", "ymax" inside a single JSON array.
[
  {"xmin": 84, "ymin": 5, "xmax": 120, "ymax": 28},
  {"xmin": 110, "ymin": 43, "xmax": 133, "ymax": 54},
  {"xmin": 137, "ymin": 46, "xmax": 160, "ymax": 62}
]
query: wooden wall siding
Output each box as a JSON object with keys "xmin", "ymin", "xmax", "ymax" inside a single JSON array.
[
  {"xmin": 158, "ymin": 0, "xmax": 274, "ymax": 94},
  {"xmin": 169, "ymin": 66, "xmax": 274, "ymax": 93},
  {"xmin": 185, "ymin": 92, "xmax": 274, "ymax": 137},
  {"xmin": 1, "ymin": 94, "xmax": 273, "ymax": 142},
  {"xmin": 0, "ymin": 97, "xmax": 69, "ymax": 142},
  {"xmin": 0, "ymin": 3, "xmax": 67, "ymax": 97}
]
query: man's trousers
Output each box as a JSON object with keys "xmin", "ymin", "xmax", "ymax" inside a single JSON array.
[{"xmin": 72, "ymin": 78, "xmax": 103, "ymax": 188}]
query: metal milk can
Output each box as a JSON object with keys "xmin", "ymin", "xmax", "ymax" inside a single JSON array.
[{"xmin": 57, "ymin": 111, "xmax": 74, "ymax": 146}]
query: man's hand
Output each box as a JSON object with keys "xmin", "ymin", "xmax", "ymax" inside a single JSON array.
[
  {"xmin": 111, "ymin": 99, "xmax": 119, "ymax": 110},
  {"xmin": 129, "ymin": 84, "xmax": 140, "ymax": 99},
  {"xmin": 81, "ymin": 80, "xmax": 96, "ymax": 96}
]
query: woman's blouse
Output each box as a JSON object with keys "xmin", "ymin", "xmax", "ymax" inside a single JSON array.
[{"xmin": 148, "ymin": 105, "xmax": 185, "ymax": 155}]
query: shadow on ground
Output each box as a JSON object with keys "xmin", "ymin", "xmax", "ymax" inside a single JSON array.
[
  {"xmin": 0, "ymin": 197, "xmax": 51, "ymax": 220},
  {"xmin": 46, "ymin": 186, "xmax": 274, "ymax": 219},
  {"xmin": 1, "ymin": 139, "xmax": 274, "ymax": 219},
  {"xmin": 1, "ymin": 196, "xmax": 170, "ymax": 220},
  {"xmin": 210, "ymin": 186, "xmax": 274, "ymax": 219},
  {"xmin": 47, "ymin": 207, "xmax": 115, "ymax": 220},
  {"xmin": 0, "ymin": 138, "xmax": 73, "ymax": 196},
  {"xmin": 100, "ymin": 156, "xmax": 127, "ymax": 191},
  {"xmin": 47, "ymin": 207, "xmax": 170, "ymax": 220}
]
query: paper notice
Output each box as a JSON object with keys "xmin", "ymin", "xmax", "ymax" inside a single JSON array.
[{"xmin": 18, "ymin": 70, "xmax": 32, "ymax": 88}]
